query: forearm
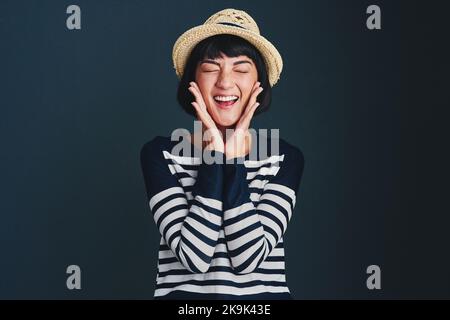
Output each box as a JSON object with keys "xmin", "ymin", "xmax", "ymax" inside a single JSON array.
[
  {"xmin": 142, "ymin": 141, "xmax": 225, "ymax": 273},
  {"xmin": 222, "ymin": 159, "xmax": 271, "ymax": 274}
]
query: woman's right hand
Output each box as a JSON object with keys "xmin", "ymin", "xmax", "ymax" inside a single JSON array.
[{"xmin": 188, "ymin": 81, "xmax": 225, "ymax": 153}]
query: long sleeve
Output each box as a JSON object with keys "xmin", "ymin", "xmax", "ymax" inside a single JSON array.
[
  {"xmin": 222, "ymin": 146, "xmax": 304, "ymax": 274},
  {"xmin": 140, "ymin": 137, "xmax": 225, "ymax": 273}
]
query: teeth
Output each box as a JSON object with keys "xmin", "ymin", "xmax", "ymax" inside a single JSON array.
[{"xmin": 214, "ymin": 95, "xmax": 238, "ymax": 102}]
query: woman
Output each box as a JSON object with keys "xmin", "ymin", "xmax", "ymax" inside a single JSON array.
[{"xmin": 140, "ymin": 8, "xmax": 304, "ymax": 300}]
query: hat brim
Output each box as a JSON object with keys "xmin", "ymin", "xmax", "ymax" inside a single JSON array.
[{"xmin": 172, "ymin": 24, "xmax": 283, "ymax": 86}]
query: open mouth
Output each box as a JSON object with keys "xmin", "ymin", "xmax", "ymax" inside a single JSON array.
[{"xmin": 213, "ymin": 95, "xmax": 239, "ymax": 109}]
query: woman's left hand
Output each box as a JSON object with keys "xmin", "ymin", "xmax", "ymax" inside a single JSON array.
[{"xmin": 225, "ymin": 81, "xmax": 264, "ymax": 160}]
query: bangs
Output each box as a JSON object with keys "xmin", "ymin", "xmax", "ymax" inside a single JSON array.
[{"xmin": 199, "ymin": 34, "xmax": 262, "ymax": 62}]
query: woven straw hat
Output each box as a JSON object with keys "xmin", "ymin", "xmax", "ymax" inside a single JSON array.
[{"xmin": 172, "ymin": 8, "xmax": 283, "ymax": 87}]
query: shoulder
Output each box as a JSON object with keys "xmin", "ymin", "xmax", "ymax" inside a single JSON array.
[
  {"xmin": 140, "ymin": 135, "xmax": 173, "ymax": 164},
  {"xmin": 140, "ymin": 135, "xmax": 174, "ymax": 153},
  {"xmin": 276, "ymin": 138, "xmax": 305, "ymax": 192},
  {"xmin": 278, "ymin": 137, "xmax": 305, "ymax": 169}
]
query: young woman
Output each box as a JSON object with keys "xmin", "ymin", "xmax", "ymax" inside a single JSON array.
[{"xmin": 140, "ymin": 8, "xmax": 304, "ymax": 300}]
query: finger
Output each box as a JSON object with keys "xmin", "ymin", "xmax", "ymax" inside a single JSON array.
[
  {"xmin": 188, "ymin": 85, "xmax": 203, "ymax": 106},
  {"xmin": 237, "ymin": 102, "xmax": 260, "ymax": 130},
  {"xmin": 242, "ymin": 86, "xmax": 263, "ymax": 119},
  {"xmin": 250, "ymin": 85, "xmax": 264, "ymax": 105},
  {"xmin": 189, "ymin": 83, "xmax": 218, "ymax": 126},
  {"xmin": 191, "ymin": 101, "xmax": 216, "ymax": 130},
  {"xmin": 246, "ymin": 82, "xmax": 261, "ymax": 108},
  {"xmin": 238, "ymin": 82, "xmax": 259, "ymax": 115},
  {"xmin": 190, "ymin": 81, "xmax": 202, "ymax": 92},
  {"xmin": 188, "ymin": 83, "xmax": 207, "ymax": 111},
  {"xmin": 191, "ymin": 82, "xmax": 208, "ymax": 108},
  {"xmin": 245, "ymin": 83, "xmax": 263, "ymax": 112},
  {"xmin": 251, "ymin": 81, "xmax": 261, "ymax": 92},
  {"xmin": 191, "ymin": 102, "xmax": 209, "ymax": 125},
  {"xmin": 252, "ymin": 81, "xmax": 262, "ymax": 97},
  {"xmin": 246, "ymin": 101, "xmax": 260, "ymax": 121}
]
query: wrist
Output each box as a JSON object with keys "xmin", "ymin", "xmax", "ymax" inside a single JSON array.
[
  {"xmin": 204, "ymin": 139, "xmax": 225, "ymax": 153},
  {"xmin": 225, "ymin": 141, "xmax": 247, "ymax": 160}
]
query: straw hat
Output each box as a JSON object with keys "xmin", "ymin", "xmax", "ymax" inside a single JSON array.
[{"xmin": 172, "ymin": 8, "xmax": 283, "ymax": 87}]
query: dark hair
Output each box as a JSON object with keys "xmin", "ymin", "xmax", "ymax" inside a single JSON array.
[{"xmin": 177, "ymin": 34, "xmax": 272, "ymax": 117}]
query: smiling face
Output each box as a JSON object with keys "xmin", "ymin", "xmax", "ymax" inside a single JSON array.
[{"xmin": 195, "ymin": 53, "xmax": 258, "ymax": 129}]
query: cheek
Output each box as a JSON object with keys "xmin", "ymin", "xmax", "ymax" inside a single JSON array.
[
  {"xmin": 195, "ymin": 73, "xmax": 216, "ymax": 93},
  {"xmin": 240, "ymin": 84, "xmax": 256, "ymax": 103},
  {"xmin": 239, "ymin": 77, "xmax": 258, "ymax": 96}
]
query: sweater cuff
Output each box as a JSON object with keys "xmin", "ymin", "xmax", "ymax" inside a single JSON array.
[
  {"xmin": 193, "ymin": 150, "xmax": 225, "ymax": 200},
  {"xmin": 223, "ymin": 159, "xmax": 250, "ymax": 208}
]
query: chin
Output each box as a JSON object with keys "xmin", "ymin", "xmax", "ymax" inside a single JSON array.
[
  {"xmin": 209, "ymin": 107, "xmax": 240, "ymax": 128},
  {"xmin": 215, "ymin": 116, "xmax": 239, "ymax": 128}
]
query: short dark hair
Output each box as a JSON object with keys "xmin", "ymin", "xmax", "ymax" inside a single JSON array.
[{"xmin": 177, "ymin": 34, "xmax": 272, "ymax": 117}]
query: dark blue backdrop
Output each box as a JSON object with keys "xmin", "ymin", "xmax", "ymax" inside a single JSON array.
[{"xmin": 1, "ymin": 0, "xmax": 449, "ymax": 299}]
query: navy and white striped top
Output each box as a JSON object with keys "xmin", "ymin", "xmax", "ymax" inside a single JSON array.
[{"xmin": 140, "ymin": 131, "xmax": 304, "ymax": 299}]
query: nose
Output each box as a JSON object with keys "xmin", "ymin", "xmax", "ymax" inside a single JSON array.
[{"xmin": 215, "ymin": 70, "xmax": 234, "ymax": 90}]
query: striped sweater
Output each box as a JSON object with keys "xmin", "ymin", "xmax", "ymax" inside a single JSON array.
[{"xmin": 140, "ymin": 131, "xmax": 304, "ymax": 300}]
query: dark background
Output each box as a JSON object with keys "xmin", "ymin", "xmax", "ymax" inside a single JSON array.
[{"xmin": 1, "ymin": 0, "xmax": 449, "ymax": 299}]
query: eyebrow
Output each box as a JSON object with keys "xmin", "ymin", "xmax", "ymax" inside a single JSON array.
[{"xmin": 200, "ymin": 59, "xmax": 253, "ymax": 67}]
